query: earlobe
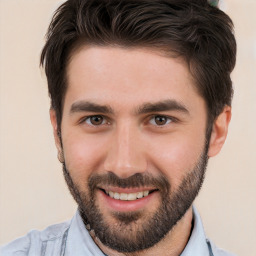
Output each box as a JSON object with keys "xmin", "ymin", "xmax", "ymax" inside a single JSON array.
[
  {"xmin": 50, "ymin": 109, "xmax": 64, "ymax": 162},
  {"xmin": 208, "ymin": 106, "xmax": 232, "ymax": 157}
]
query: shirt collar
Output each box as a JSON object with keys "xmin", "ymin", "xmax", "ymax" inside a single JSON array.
[
  {"xmin": 65, "ymin": 206, "xmax": 209, "ymax": 256},
  {"xmin": 65, "ymin": 211, "xmax": 105, "ymax": 256},
  {"xmin": 180, "ymin": 206, "xmax": 210, "ymax": 256}
]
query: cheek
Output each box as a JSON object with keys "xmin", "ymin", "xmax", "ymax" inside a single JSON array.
[
  {"xmin": 62, "ymin": 132, "xmax": 108, "ymax": 181},
  {"xmin": 147, "ymin": 134, "xmax": 205, "ymax": 188}
]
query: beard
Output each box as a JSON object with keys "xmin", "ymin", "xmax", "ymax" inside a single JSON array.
[{"xmin": 62, "ymin": 145, "xmax": 209, "ymax": 253}]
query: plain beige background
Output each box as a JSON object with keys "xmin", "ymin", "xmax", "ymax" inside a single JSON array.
[{"xmin": 0, "ymin": 0, "xmax": 255, "ymax": 255}]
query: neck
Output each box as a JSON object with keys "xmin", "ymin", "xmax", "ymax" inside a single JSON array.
[{"xmin": 92, "ymin": 207, "xmax": 193, "ymax": 256}]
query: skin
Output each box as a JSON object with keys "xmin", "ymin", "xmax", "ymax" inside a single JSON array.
[{"xmin": 50, "ymin": 46, "xmax": 231, "ymax": 256}]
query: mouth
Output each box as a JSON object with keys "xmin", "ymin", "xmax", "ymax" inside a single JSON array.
[
  {"xmin": 100, "ymin": 188, "xmax": 158, "ymax": 201},
  {"xmin": 97, "ymin": 186, "xmax": 159, "ymax": 212}
]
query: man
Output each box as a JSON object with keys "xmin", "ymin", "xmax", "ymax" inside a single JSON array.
[{"xmin": 1, "ymin": 0, "xmax": 237, "ymax": 255}]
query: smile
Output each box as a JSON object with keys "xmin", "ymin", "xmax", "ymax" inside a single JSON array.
[
  {"xmin": 105, "ymin": 190, "xmax": 150, "ymax": 201},
  {"xmin": 98, "ymin": 188, "xmax": 159, "ymax": 212}
]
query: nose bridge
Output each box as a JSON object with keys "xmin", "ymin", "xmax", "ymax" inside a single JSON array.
[{"xmin": 104, "ymin": 119, "xmax": 146, "ymax": 177}]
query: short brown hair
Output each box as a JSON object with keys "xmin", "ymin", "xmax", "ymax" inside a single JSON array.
[{"xmin": 41, "ymin": 0, "xmax": 236, "ymax": 129}]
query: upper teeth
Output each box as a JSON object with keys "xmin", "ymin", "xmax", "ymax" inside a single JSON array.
[{"xmin": 106, "ymin": 190, "xmax": 149, "ymax": 201}]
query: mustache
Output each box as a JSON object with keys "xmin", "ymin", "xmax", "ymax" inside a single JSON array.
[{"xmin": 88, "ymin": 172, "xmax": 170, "ymax": 195}]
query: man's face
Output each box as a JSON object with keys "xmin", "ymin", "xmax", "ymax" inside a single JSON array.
[{"xmin": 55, "ymin": 47, "xmax": 210, "ymax": 252}]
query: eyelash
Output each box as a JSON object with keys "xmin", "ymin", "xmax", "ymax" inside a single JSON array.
[
  {"xmin": 148, "ymin": 115, "xmax": 174, "ymax": 126},
  {"xmin": 80, "ymin": 115, "xmax": 110, "ymax": 126},
  {"xmin": 79, "ymin": 114, "xmax": 177, "ymax": 128}
]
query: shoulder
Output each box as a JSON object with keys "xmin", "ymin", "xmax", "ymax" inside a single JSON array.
[
  {"xmin": 207, "ymin": 239, "xmax": 237, "ymax": 256},
  {"xmin": 0, "ymin": 221, "xmax": 71, "ymax": 256}
]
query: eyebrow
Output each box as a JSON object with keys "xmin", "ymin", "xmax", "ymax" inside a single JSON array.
[
  {"xmin": 135, "ymin": 99, "xmax": 189, "ymax": 115},
  {"xmin": 70, "ymin": 99, "xmax": 189, "ymax": 116},
  {"xmin": 70, "ymin": 101, "xmax": 114, "ymax": 114}
]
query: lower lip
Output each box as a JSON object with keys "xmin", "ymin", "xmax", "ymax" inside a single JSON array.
[{"xmin": 98, "ymin": 189, "xmax": 158, "ymax": 212}]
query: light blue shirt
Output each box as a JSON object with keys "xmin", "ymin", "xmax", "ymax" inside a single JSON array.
[{"xmin": 0, "ymin": 207, "xmax": 236, "ymax": 256}]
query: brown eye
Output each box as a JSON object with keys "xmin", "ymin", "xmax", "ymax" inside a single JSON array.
[
  {"xmin": 86, "ymin": 115, "xmax": 105, "ymax": 126},
  {"xmin": 149, "ymin": 115, "xmax": 172, "ymax": 126},
  {"xmin": 155, "ymin": 116, "xmax": 167, "ymax": 125}
]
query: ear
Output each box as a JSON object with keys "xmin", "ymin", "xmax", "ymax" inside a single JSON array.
[
  {"xmin": 208, "ymin": 106, "xmax": 232, "ymax": 157},
  {"xmin": 50, "ymin": 109, "xmax": 64, "ymax": 163}
]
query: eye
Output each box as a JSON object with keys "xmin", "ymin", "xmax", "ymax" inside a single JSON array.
[
  {"xmin": 149, "ymin": 115, "xmax": 172, "ymax": 126},
  {"xmin": 84, "ymin": 115, "xmax": 107, "ymax": 126}
]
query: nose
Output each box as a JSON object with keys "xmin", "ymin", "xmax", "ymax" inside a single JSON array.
[{"xmin": 103, "ymin": 121, "xmax": 147, "ymax": 178}]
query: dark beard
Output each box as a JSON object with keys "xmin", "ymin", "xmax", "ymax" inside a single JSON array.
[{"xmin": 62, "ymin": 147, "xmax": 209, "ymax": 253}]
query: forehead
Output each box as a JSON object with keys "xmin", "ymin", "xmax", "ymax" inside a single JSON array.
[{"xmin": 64, "ymin": 46, "xmax": 204, "ymax": 113}]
